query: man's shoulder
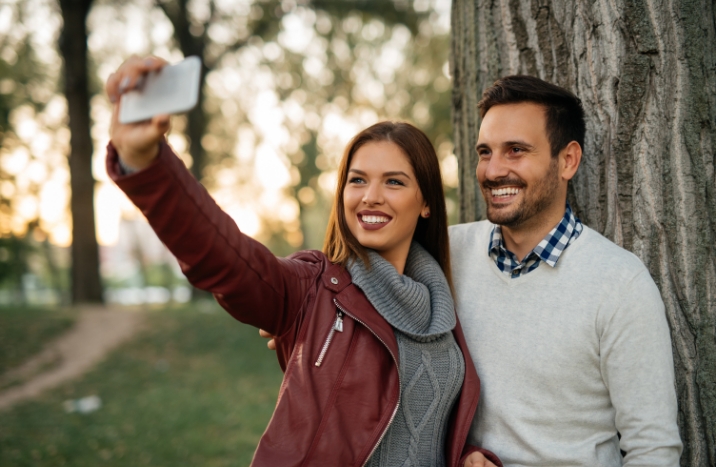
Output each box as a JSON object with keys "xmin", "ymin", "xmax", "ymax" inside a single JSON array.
[
  {"xmin": 448, "ymin": 220, "xmax": 492, "ymax": 248},
  {"xmin": 572, "ymin": 226, "xmax": 653, "ymax": 283}
]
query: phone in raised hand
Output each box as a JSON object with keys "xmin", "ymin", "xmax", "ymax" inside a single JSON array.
[{"xmin": 118, "ymin": 56, "xmax": 202, "ymax": 124}]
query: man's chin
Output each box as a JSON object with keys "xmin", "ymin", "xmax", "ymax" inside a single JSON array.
[{"xmin": 486, "ymin": 207, "xmax": 522, "ymax": 227}]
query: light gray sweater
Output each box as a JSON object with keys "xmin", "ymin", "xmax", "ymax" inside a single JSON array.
[{"xmin": 449, "ymin": 221, "xmax": 682, "ymax": 467}]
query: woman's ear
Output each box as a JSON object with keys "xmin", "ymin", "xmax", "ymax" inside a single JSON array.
[{"xmin": 421, "ymin": 206, "xmax": 431, "ymax": 218}]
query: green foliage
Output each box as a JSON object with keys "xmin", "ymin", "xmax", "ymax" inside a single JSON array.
[
  {"xmin": 0, "ymin": 303, "xmax": 284, "ymax": 466},
  {"xmin": 0, "ymin": 235, "xmax": 31, "ymax": 289},
  {"xmin": 0, "ymin": 43, "xmax": 52, "ymax": 138},
  {"xmin": 0, "ymin": 305, "xmax": 75, "ymax": 375}
]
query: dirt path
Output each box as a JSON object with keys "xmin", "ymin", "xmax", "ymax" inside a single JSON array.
[{"xmin": 0, "ymin": 306, "xmax": 143, "ymax": 411}]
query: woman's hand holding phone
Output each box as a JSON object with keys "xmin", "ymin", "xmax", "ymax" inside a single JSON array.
[{"xmin": 106, "ymin": 55, "xmax": 170, "ymax": 170}]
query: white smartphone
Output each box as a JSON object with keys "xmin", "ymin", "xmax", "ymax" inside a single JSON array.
[{"xmin": 118, "ymin": 56, "xmax": 202, "ymax": 124}]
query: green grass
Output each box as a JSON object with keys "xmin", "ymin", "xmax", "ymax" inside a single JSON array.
[
  {"xmin": 0, "ymin": 306, "xmax": 76, "ymax": 374},
  {"xmin": 0, "ymin": 303, "xmax": 284, "ymax": 466}
]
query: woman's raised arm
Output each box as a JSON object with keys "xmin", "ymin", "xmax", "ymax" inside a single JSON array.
[{"xmin": 106, "ymin": 56, "xmax": 320, "ymax": 338}]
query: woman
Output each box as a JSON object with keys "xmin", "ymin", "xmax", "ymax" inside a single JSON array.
[{"xmin": 106, "ymin": 56, "xmax": 500, "ymax": 467}]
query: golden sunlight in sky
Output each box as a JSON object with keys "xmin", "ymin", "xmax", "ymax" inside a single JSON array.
[{"xmin": 2, "ymin": 0, "xmax": 455, "ymax": 251}]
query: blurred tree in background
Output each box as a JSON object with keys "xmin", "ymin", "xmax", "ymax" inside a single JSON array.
[
  {"xmin": 147, "ymin": 0, "xmax": 454, "ymax": 254},
  {"xmin": 59, "ymin": 0, "xmax": 103, "ymax": 304},
  {"xmin": 0, "ymin": 0, "xmax": 455, "ymax": 303}
]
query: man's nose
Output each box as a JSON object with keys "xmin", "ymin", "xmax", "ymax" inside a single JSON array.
[{"xmin": 482, "ymin": 153, "xmax": 510, "ymax": 180}]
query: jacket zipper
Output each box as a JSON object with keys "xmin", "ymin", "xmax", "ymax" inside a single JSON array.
[
  {"xmin": 314, "ymin": 310, "xmax": 343, "ymax": 367},
  {"xmin": 333, "ymin": 298, "xmax": 401, "ymax": 467}
]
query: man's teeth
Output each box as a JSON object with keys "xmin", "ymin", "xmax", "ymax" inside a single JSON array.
[
  {"xmin": 492, "ymin": 187, "xmax": 520, "ymax": 197},
  {"xmin": 362, "ymin": 215, "xmax": 390, "ymax": 224}
]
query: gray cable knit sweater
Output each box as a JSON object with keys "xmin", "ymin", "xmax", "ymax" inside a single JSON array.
[{"xmin": 348, "ymin": 243, "xmax": 465, "ymax": 467}]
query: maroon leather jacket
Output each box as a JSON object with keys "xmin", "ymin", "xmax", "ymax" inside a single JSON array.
[{"xmin": 107, "ymin": 142, "xmax": 501, "ymax": 467}]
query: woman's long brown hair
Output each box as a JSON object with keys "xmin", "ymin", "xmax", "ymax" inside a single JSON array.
[{"xmin": 322, "ymin": 121, "xmax": 453, "ymax": 291}]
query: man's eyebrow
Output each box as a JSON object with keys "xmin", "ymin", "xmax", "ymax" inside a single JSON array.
[
  {"xmin": 475, "ymin": 140, "xmax": 536, "ymax": 151},
  {"xmin": 503, "ymin": 140, "xmax": 535, "ymax": 149}
]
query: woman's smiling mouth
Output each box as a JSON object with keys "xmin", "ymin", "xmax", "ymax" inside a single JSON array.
[{"xmin": 358, "ymin": 211, "xmax": 392, "ymax": 230}]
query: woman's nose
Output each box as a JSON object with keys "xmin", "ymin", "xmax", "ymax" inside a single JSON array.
[{"xmin": 362, "ymin": 183, "xmax": 384, "ymax": 205}]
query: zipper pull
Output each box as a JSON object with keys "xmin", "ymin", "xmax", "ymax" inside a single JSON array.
[{"xmin": 315, "ymin": 311, "xmax": 344, "ymax": 367}]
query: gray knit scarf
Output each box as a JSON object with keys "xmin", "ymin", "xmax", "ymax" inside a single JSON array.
[
  {"xmin": 349, "ymin": 242, "xmax": 463, "ymax": 467},
  {"xmin": 347, "ymin": 242, "xmax": 455, "ymax": 341}
]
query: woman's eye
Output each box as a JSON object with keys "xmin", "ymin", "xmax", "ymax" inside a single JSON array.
[
  {"xmin": 387, "ymin": 179, "xmax": 405, "ymax": 186},
  {"xmin": 348, "ymin": 177, "xmax": 365, "ymax": 184}
]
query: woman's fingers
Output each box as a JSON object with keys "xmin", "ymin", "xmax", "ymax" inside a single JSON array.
[
  {"xmin": 464, "ymin": 452, "xmax": 497, "ymax": 467},
  {"xmin": 258, "ymin": 329, "xmax": 277, "ymax": 350},
  {"xmin": 106, "ymin": 55, "xmax": 168, "ymax": 104}
]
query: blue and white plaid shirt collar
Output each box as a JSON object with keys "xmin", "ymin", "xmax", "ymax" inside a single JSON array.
[{"xmin": 488, "ymin": 203, "xmax": 583, "ymax": 278}]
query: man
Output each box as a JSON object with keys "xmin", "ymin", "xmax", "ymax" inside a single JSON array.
[{"xmin": 448, "ymin": 75, "xmax": 682, "ymax": 466}]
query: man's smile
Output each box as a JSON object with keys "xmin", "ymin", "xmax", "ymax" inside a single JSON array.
[{"xmin": 490, "ymin": 187, "xmax": 521, "ymax": 199}]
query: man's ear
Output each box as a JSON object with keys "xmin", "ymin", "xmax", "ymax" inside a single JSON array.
[{"xmin": 560, "ymin": 141, "xmax": 582, "ymax": 181}]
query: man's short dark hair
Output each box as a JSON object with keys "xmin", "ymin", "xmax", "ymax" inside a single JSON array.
[{"xmin": 478, "ymin": 75, "xmax": 586, "ymax": 158}]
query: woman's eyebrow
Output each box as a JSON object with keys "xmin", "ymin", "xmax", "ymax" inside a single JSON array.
[
  {"xmin": 383, "ymin": 171, "xmax": 410, "ymax": 178},
  {"xmin": 348, "ymin": 168, "xmax": 411, "ymax": 179}
]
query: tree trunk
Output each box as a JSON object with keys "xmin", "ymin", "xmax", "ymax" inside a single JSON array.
[
  {"xmin": 155, "ymin": 0, "xmax": 208, "ymax": 181},
  {"xmin": 451, "ymin": 0, "xmax": 716, "ymax": 465},
  {"xmin": 59, "ymin": 0, "xmax": 103, "ymax": 304}
]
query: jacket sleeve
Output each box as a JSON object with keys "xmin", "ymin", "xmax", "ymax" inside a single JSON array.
[
  {"xmin": 106, "ymin": 141, "xmax": 320, "ymax": 337},
  {"xmin": 459, "ymin": 446, "xmax": 503, "ymax": 467}
]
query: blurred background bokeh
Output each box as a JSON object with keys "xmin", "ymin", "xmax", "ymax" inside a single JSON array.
[
  {"xmin": 0, "ymin": 0, "xmax": 458, "ymax": 307},
  {"xmin": 0, "ymin": 1, "xmax": 458, "ymax": 464}
]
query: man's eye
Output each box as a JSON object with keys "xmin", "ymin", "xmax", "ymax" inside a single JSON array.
[{"xmin": 477, "ymin": 149, "xmax": 490, "ymax": 158}]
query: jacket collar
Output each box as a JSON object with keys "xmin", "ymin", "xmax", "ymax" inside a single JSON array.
[{"xmin": 322, "ymin": 262, "xmax": 400, "ymax": 364}]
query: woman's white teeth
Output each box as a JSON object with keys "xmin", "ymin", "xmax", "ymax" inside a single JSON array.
[
  {"xmin": 362, "ymin": 215, "xmax": 389, "ymax": 224},
  {"xmin": 492, "ymin": 187, "xmax": 520, "ymax": 197}
]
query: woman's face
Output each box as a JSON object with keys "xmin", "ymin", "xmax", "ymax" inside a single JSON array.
[{"xmin": 343, "ymin": 141, "xmax": 428, "ymax": 272}]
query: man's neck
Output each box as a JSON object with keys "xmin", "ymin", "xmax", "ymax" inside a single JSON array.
[{"xmin": 500, "ymin": 203, "xmax": 567, "ymax": 261}]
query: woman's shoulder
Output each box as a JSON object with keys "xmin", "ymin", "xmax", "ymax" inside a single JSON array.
[
  {"xmin": 282, "ymin": 249, "xmax": 347, "ymax": 284},
  {"xmin": 287, "ymin": 249, "xmax": 329, "ymax": 262},
  {"xmin": 286, "ymin": 250, "xmax": 356, "ymax": 293}
]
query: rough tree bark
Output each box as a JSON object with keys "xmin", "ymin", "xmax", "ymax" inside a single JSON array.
[
  {"xmin": 59, "ymin": 0, "xmax": 103, "ymax": 304},
  {"xmin": 451, "ymin": 0, "xmax": 716, "ymax": 465}
]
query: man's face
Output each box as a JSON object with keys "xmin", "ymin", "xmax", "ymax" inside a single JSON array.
[{"xmin": 476, "ymin": 102, "xmax": 564, "ymax": 229}]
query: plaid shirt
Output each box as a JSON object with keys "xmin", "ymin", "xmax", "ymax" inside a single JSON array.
[{"xmin": 489, "ymin": 204, "xmax": 583, "ymax": 278}]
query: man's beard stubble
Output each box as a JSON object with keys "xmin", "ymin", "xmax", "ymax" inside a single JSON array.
[{"xmin": 481, "ymin": 157, "xmax": 561, "ymax": 229}]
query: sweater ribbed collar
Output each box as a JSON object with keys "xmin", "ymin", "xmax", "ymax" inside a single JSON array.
[{"xmin": 347, "ymin": 242, "xmax": 455, "ymax": 342}]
